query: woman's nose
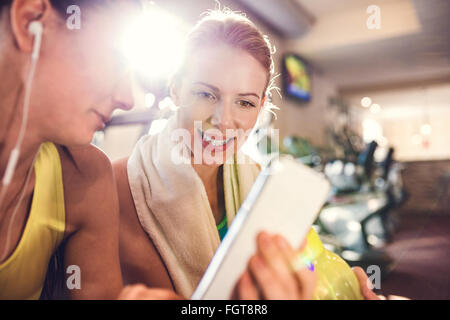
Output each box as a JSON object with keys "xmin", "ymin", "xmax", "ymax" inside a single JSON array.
[
  {"xmin": 212, "ymin": 101, "xmax": 235, "ymax": 130},
  {"xmin": 112, "ymin": 71, "xmax": 134, "ymax": 111}
]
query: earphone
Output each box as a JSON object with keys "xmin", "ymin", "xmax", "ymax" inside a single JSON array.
[
  {"xmin": 0, "ymin": 21, "xmax": 43, "ymax": 211},
  {"xmin": 0, "ymin": 21, "xmax": 43, "ymax": 261},
  {"xmin": 29, "ymin": 21, "xmax": 43, "ymax": 60}
]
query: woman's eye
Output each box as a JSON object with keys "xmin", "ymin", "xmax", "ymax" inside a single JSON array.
[
  {"xmin": 237, "ymin": 100, "xmax": 256, "ymax": 108},
  {"xmin": 196, "ymin": 91, "xmax": 216, "ymax": 101}
]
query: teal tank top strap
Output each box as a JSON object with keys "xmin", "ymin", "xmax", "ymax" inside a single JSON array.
[{"xmin": 217, "ymin": 214, "xmax": 228, "ymax": 241}]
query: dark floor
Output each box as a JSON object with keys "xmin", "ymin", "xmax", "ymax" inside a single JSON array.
[{"xmin": 379, "ymin": 214, "xmax": 450, "ymax": 300}]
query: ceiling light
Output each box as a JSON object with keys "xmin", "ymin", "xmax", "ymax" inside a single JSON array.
[{"xmin": 361, "ymin": 97, "xmax": 372, "ymax": 108}]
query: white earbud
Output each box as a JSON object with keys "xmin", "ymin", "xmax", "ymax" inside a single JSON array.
[
  {"xmin": 28, "ymin": 21, "xmax": 43, "ymax": 61},
  {"xmin": 28, "ymin": 20, "xmax": 43, "ymax": 35}
]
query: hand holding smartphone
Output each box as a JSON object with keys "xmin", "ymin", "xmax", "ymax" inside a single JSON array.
[{"xmin": 192, "ymin": 156, "xmax": 331, "ymax": 300}]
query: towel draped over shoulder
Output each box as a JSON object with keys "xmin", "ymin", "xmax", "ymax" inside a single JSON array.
[{"xmin": 127, "ymin": 113, "xmax": 260, "ymax": 297}]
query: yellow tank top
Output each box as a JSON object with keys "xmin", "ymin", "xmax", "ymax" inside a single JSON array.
[{"xmin": 0, "ymin": 142, "xmax": 66, "ymax": 300}]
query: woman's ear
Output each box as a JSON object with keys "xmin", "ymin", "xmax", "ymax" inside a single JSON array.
[
  {"xmin": 261, "ymin": 96, "xmax": 267, "ymax": 107},
  {"xmin": 10, "ymin": 0, "xmax": 51, "ymax": 54}
]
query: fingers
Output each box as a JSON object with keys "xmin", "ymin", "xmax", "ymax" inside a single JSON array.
[
  {"xmin": 274, "ymin": 234, "xmax": 317, "ymax": 299},
  {"xmin": 248, "ymin": 254, "xmax": 291, "ymax": 299},
  {"xmin": 256, "ymin": 232, "xmax": 300, "ymax": 297},
  {"xmin": 233, "ymin": 271, "xmax": 260, "ymax": 300},
  {"xmin": 298, "ymin": 238, "xmax": 308, "ymax": 252},
  {"xmin": 352, "ymin": 267, "xmax": 380, "ymax": 300},
  {"xmin": 293, "ymin": 266, "xmax": 317, "ymax": 299},
  {"xmin": 246, "ymin": 231, "xmax": 316, "ymax": 300},
  {"xmin": 387, "ymin": 294, "xmax": 409, "ymax": 300},
  {"xmin": 273, "ymin": 234, "xmax": 296, "ymax": 261}
]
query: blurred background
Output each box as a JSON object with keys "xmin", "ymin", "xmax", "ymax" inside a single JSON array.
[{"xmin": 94, "ymin": 0, "xmax": 450, "ymax": 299}]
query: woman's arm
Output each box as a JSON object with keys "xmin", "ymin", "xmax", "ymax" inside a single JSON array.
[
  {"xmin": 60, "ymin": 147, "xmax": 177, "ymax": 299},
  {"xmin": 60, "ymin": 145, "xmax": 123, "ymax": 299},
  {"xmin": 113, "ymin": 158, "xmax": 174, "ymax": 290}
]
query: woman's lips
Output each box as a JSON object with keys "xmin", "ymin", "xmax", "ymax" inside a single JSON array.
[
  {"xmin": 92, "ymin": 111, "xmax": 111, "ymax": 131},
  {"xmin": 198, "ymin": 129, "xmax": 234, "ymax": 152}
]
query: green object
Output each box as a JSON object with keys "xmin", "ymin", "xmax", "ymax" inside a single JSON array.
[
  {"xmin": 217, "ymin": 215, "xmax": 228, "ymax": 241},
  {"xmin": 282, "ymin": 136, "xmax": 320, "ymax": 166},
  {"xmin": 303, "ymin": 229, "xmax": 364, "ymax": 300}
]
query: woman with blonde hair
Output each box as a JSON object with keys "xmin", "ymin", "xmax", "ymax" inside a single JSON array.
[{"xmin": 114, "ymin": 9, "xmax": 378, "ymax": 300}]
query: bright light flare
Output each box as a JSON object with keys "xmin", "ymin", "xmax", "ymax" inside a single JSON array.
[
  {"xmin": 370, "ymin": 103, "xmax": 381, "ymax": 114},
  {"xmin": 145, "ymin": 93, "xmax": 156, "ymax": 108},
  {"xmin": 361, "ymin": 97, "xmax": 372, "ymax": 108},
  {"xmin": 121, "ymin": 6, "xmax": 186, "ymax": 80},
  {"xmin": 158, "ymin": 96, "xmax": 178, "ymax": 111},
  {"xmin": 148, "ymin": 119, "xmax": 168, "ymax": 135},
  {"xmin": 420, "ymin": 123, "xmax": 432, "ymax": 135},
  {"xmin": 362, "ymin": 118, "xmax": 383, "ymax": 143},
  {"xmin": 377, "ymin": 136, "xmax": 388, "ymax": 147}
]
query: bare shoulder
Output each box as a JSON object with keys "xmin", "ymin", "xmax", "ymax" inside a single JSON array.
[
  {"xmin": 112, "ymin": 157, "xmax": 129, "ymax": 197},
  {"xmin": 56, "ymin": 144, "xmax": 118, "ymax": 233},
  {"xmin": 55, "ymin": 144, "xmax": 123, "ymax": 299},
  {"xmin": 112, "ymin": 157, "xmax": 134, "ymax": 223},
  {"xmin": 112, "ymin": 157, "xmax": 174, "ymax": 290},
  {"xmin": 57, "ymin": 144, "xmax": 113, "ymax": 180}
]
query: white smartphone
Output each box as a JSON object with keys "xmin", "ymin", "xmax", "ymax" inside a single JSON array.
[{"xmin": 191, "ymin": 156, "xmax": 331, "ymax": 300}]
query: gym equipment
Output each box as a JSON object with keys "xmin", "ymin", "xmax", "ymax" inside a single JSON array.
[
  {"xmin": 317, "ymin": 141, "xmax": 402, "ymax": 278},
  {"xmin": 282, "ymin": 136, "xmax": 321, "ymax": 167}
]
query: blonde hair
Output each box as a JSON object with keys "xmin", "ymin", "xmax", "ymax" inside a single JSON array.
[{"xmin": 173, "ymin": 8, "xmax": 277, "ymax": 99}]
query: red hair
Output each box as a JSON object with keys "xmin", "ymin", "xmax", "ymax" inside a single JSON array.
[{"xmin": 173, "ymin": 9, "xmax": 276, "ymax": 98}]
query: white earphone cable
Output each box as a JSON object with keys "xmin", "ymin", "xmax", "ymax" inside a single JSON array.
[
  {"xmin": 0, "ymin": 148, "xmax": 40, "ymax": 262},
  {"xmin": 0, "ymin": 22, "xmax": 42, "ymax": 261}
]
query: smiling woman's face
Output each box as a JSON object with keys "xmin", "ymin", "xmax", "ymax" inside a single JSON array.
[{"xmin": 172, "ymin": 44, "xmax": 268, "ymax": 167}]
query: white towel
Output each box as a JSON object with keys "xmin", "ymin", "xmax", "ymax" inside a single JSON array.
[{"xmin": 127, "ymin": 113, "xmax": 260, "ymax": 298}]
